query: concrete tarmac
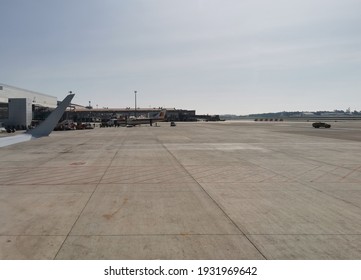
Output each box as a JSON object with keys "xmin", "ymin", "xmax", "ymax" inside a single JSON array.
[{"xmin": 1, "ymin": 121, "xmax": 361, "ymax": 259}]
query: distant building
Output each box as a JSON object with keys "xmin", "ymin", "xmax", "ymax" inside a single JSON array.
[{"xmin": 302, "ymin": 112, "xmax": 315, "ymax": 117}]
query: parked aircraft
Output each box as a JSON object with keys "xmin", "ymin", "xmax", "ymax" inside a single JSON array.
[
  {"xmin": 0, "ymin": 93, "xmax": 74, "ymax": 148},
  {"xmin": 127, "ymin": 109, "xmax": 167, "ymax": 126}
]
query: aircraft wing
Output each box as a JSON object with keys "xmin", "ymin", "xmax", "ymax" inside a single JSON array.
[
  {"xmin": 0, "ymin": 93, "xmax": 74, "ymax": 148},
  {"xmin": 0, "ymin": 134, "xmax": 33, "ymax": 148}
]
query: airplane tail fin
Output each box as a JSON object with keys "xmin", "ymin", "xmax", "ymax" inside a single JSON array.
[
  {"xmin": 148, "ymin": 109, "xmax": 167, "ymax": 120},
  {"xmin": 26, "ymin": 94, "xmax": 75, "ymax": 138},
  {"xmin": 159, "ymin": 109, "xmax": 167, "ymax": 119},
  {"xmin": 156, "ymin": 109, "xmax": 167, "ymax": 120}
]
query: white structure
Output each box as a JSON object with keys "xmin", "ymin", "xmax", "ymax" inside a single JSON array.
[
  {"xmin": 0, "ymin": 83, "xmax": 58, "ymax": 128},
  {"xmin": 0, "ymin": 83, "xmax": 57, "ymax": 108}
]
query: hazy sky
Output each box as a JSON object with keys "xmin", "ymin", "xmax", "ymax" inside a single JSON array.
[{"xmin": 1, "ymin": 0, "xmax": 361, "ymax": 114}]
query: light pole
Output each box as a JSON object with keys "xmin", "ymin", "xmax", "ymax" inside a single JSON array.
[
  {"xmin": 67, "ymin": 91, "xmax": 72, "ymax": 121},
  {"xmin": 134, "ymin": 90, "xmax": 137, "ymax": 118}
]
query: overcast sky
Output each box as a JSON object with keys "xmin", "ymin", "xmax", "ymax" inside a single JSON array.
[{"xmin": 1, "ymin": 0, "xmax": 361, "ymax": 114}]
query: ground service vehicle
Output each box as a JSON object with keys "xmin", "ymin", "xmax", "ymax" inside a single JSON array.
[{"xmin": 312, "ymin": 122, "xmax": 331, "ymax": 128}]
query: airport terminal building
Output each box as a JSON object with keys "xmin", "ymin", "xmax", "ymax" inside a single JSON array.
[
  {"xmin": 0, "ymin": 83, "xmax": 197, "ymax": 129},
  {"xmin": 67, "ymin": 106, "xmax": 197, "ymax": 123},
  {"xmin": 0, "ymin": 83, "xmax": 57, "ymax": 128}
]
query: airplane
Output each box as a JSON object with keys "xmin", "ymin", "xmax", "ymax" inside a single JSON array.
[
  {"xmin": 0, "ymin": 93, "xmax": 75, "ymax": 148},
  {"xmin": 126, "ymin": 109, "xmax": 167, "ymax": 126}
]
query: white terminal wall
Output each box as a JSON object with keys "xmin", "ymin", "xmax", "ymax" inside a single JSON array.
[{"xmin": 0, "ymin": 83, "xmax": 57, "ymax": 108}]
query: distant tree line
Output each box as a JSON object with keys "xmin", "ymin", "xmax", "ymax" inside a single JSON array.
[{"xmin": 221, "ymin": 109, "xmax": 361, "ymax": 120}]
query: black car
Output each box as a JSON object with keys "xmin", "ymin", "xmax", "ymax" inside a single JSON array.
[{"xmin": 312, "ymin": 122, "xmax": 331, "ymax": 128}]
